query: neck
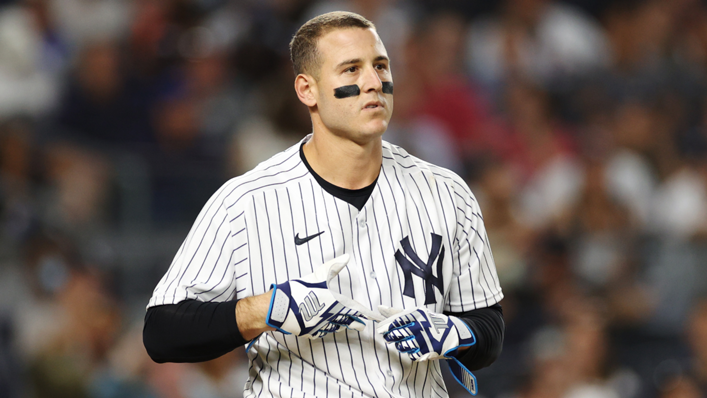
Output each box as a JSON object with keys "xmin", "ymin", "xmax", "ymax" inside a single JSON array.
[{"xmin": 303, "ymin": 131, "xmax": 382, "ymax": 190}]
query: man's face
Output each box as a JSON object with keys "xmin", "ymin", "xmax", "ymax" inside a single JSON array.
[{"xmin": 311, "ymin": 27, "xmax": 393, "ymax": 143}]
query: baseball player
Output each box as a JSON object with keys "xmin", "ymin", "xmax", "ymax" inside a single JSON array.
[{"xmin": 143, "ymin": 11, "xmax": 504, "ymax": 398}]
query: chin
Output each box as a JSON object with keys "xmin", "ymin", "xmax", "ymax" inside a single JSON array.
[
  {"xmin": 366, "ymin": 120, "xmax": 389, "ymax": 136},
  {"xmin": 327, "ymin": 119, "xmax": 389, "ymax": 144},
  {"xmin": 360, "ymin": 126, "xmax": 387, "ymax": 142}
]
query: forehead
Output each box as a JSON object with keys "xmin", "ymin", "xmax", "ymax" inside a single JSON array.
[{"xmin": 316, "ymin": 27, "xmax": 388, "ymax": 66}]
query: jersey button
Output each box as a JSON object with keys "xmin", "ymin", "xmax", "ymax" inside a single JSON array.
[
  {"xmin": 369, "ymin": 271, "xmax": 377, "ymax": 279},
  {"xmin": 358, "ymin": 219, "xmax": 366, "ymax": 228}
]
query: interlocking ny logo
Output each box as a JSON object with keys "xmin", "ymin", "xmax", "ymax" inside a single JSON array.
[{"xmin": 395, "ymin": 233, "xmax": 445, "ymax": 305}]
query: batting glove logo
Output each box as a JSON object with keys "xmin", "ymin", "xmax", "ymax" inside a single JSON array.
[
  {"xmin": 299, "ymin": 292, "xmax": 325, "ymax": 321},
  {"xmin": 266, "ymin": 254, "xmax": 384, "ymax": 339}
]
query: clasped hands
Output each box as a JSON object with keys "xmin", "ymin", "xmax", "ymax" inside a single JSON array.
[{"xmin": 265, "ymin": 254, "xmax": 475, "ymax": 361}]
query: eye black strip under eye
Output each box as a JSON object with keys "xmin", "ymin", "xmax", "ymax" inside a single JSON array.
[
  {"xmin": 333, "ymin": 82, "xmax": 393, "ymax": 98},
  {"xmin": 334, "ymin": 85, "xmax": 360, "ymax": 98}
]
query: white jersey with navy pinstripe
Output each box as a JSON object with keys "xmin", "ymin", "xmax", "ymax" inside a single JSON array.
[{"xmin": 148, "ymin": 134, "xmax": 503, "ymax": 398}]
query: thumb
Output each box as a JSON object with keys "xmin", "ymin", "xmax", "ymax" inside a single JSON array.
[
  {"xmin": 376, "ymin": 305, "xmax": 404, "ymax": 334},
  {"xmin": 325, "ymin": 253, "xmax": 350, "ymax": 282},
  {"xmin": 313, "ymin": 253, "xmax": 350, "ymax": 282},
  {"xmin": 378, "ymin": 305, "xmax": 403, "ymax": 319}
]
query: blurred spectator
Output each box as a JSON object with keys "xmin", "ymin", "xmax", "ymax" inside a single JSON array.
[
  {"xmin": 304, "ymin": 0, "xmax": 415, "ymax": 66},
  {"xmin": 566, "ymin": 160, "xmax": 633, "ymax": 290},
  {"xmin": 0, "ymin": 3, "xmax": 60, "ymax": 118},
  {"xmin": 228, "ymin": 65, "xmax": 310, "ymax": 174},
  {"xmin": 494, "ymin": 79, "xmax": 583, "ymax": 230},
  {"xmin": 519, "ymin": 295, "xmax": 638, "ymax": 398},
  {"xmin": 0, "ymin": 118, "xmax": 39, "ymax": 245},
  {"xmin": 42, "ymin": 143, "xmax": 112, "ymax": 230},
  {"xmin": 52, "ymin": 40, "xmax": 156, "ymax": 148},
  {"xmin": 48, "ymin": 0, "xmax": 131, "ymax": 51},
  {"xmin": 392, "ymin": 11, "xmax": 498, "ymax": 172},
  {"xmin": 474, "ymin": 160, "xmax": 531, "ymax": 292},
  {"xmin": 686, "ymin": 297, "xmax": 707, "ymax": 394},
  {"xmin": 603, "ymin": 100, "xmax": 658, "ymax": 229},
  {"xmin": 465, "ymin": 0, "xmax": 609, "ymax": 92}
]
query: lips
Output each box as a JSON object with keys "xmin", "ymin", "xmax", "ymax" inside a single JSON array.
[{"xmin": 363, "ymin": 100, "xmax": 384, "ymax": 110}]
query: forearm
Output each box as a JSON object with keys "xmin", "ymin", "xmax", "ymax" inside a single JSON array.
[
  {"xmin": 446, "ymin": 303, "xmax": 504, "ymax": 370},
  {"xmin": 143, "ymin": 291, "xmax": 274, "ymax": 363},
  {"xmin": 236, "ymin": 291, "xmax": 274, "ymax": 340}
]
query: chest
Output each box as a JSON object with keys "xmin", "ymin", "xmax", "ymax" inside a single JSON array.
[{"xmin": 239, "ymin": 176, "xmax": 458, "ymax": 311}]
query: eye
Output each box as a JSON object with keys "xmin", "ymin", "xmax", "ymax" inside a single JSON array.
[
  {"xmin": 345, "ymin": 66, "xmax": 358, "ymax": 73},
  {"xmin": 376, "ymin": 63, "xmax": 388, "ymax": 71}
]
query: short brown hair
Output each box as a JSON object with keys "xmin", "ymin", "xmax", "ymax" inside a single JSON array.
[{"xmin": 290, "ymin": 11, "xmax": 375, "ymax": 78}]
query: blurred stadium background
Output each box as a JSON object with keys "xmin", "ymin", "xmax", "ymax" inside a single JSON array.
[{"xmin": 1, "ymin": 0, "xmax": 707, "ymax": 397}]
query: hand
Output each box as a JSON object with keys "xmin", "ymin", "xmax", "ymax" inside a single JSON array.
[
  {"xmin": 376, "ymin": 306, "xmax": 476, "ymax": 361},
  {"xmin": 266, "ymin": 254, "xmax": 383, "ymax": 339}
]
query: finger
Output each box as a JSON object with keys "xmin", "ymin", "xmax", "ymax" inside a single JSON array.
[
  {"xmin": 376, "ymin": 319, "xmax": 394, "ymax": 335},
  {"xmin": 391, "ymin": 314, "xmax": 417, "ymax": 330},
  {"xmin": 396, "ymin": 339, "xmax": 419, "ymax": 354},
  {"xmin": 326, "ymin": 253, "xmax": 351, "ymax": 280},
  {"xmin": 331, "ymin": 314, "xmax": 363, "ymax": 327},
  {"xmin": 344, "ymin": 316, "xmax": 366, "ymax": 332},
  {"xmin": 312, "ymin": 330, "xmax": 330, "ymax": 339},
  {"xmin": 331, "ymin": 314, "xmax": 351, "ymax": 325},
  {"xmin": 383, "ymin": 327, "xmax": 412, "ymax": 343},
  {"xmin": 333, "ymin": 294, "xmax": 385, "ymax": 322},
  {"xmin": 376, "ymin": 314, "xmax": 412, "ymax": 335},
  {"xmin": 319, "ymin": 323, "xmax": 341, "ymax": 335},
  {"xmin": 378, "ymin": 305, "xmax": 403, "ymax": 319}
]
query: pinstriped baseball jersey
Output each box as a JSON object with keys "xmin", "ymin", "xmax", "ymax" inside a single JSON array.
[{"xmin": 148, "ymin": 134, "xmax": 503, "ymax": 398}]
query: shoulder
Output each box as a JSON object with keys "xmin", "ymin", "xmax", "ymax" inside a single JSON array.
[
  {"xmin": 382, "ymin": 140, "xmax": 473, "ymax": 198},
  {"xmin": 212, "ymin": 140, "xmax": 310, "ymax": 212}
]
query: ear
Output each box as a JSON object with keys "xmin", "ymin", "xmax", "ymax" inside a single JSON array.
[{"xmin": 294, "ymin": 74, "xmax": 318, "ymax": 108}]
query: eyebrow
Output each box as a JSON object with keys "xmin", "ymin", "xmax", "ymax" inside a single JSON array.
[{"xmin": 335, "ymin": 55, "xmax": 390, "ymax": 69}]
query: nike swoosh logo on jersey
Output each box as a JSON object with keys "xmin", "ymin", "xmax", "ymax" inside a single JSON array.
[{"xmin": 295, "ymin": 231, "xmax": 325, "ymax": 245}]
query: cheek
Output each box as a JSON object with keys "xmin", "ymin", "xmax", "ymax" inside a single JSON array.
[{"xmin": 319, "ymin": 95, "xmax": 357, "ymax": 119}]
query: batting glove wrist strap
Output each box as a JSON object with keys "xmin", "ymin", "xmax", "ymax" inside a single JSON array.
[
  {"xmin": 265, "ymin": 254, "xmax": 382, "ymax": 339},
  {"xmin": 447, "ymin": 357, "xmax": 478, "ymax": 396}
]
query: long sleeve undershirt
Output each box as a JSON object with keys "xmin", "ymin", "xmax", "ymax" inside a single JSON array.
[{"xmin": 143, "ymin": 299, "xmax": 504, "ymax": 371}]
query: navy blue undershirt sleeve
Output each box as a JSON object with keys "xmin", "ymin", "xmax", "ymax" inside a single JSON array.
[
  {"xmin": 143, "ymin": 299, "xmax": 504, "ymax": 369},
  {"xmin": 143, "ymin": 299, "xmax": 246, "ymax": 363},
  {"xmin": 445, "ymin": 303, "xmax": 505, "ymax": 371}
]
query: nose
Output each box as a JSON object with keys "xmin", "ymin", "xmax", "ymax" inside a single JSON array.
[{"xmin": 360, "ymin": 65, "xmax": 383, "ymax": 93}]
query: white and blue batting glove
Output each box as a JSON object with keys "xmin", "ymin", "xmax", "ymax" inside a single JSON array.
[
  {"xmin": 376, "ymin": 306, "xmax": 476, "ymax": 361},
  {"xmin": 266, "ymin": 254, "xmax": 384, "ymax": 339},
  {"xmin": 377, "ymin": 306, "xmax": 479, "ymax": 395}
]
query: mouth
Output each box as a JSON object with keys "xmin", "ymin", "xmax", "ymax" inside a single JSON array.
[{"xmin": 363, "ymin": 101, "xmax": 384, "ymax": 111}]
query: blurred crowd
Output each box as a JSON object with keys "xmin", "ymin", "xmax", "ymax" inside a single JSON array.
[{"xmin": 1, "ymin": 0, "xmax": 707, "ymax": 397}]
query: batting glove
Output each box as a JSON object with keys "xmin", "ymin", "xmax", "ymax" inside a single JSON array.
[
  {"xmin": 377, "ymin": 306, "xmax": 479, "ymax": 395},
  {"xmin": 376, "ymin": 306, "xmax": 476, "ymax": 361},
  {"xmin": 266, "ymin": 254, "xmax": 384, "ymax": 339}
]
